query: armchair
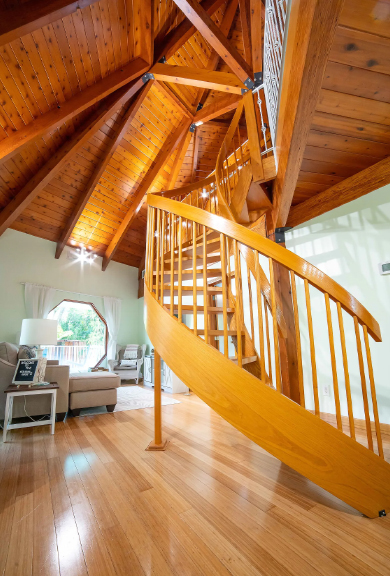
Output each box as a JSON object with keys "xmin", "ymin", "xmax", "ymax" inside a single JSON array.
[
  {"xmin": 108, "ymin": 344, "xmax": 146, "ymax": 383},
  {"xmin": 0, "ymin": 342, "xmax": 69, "ymax": 420}
]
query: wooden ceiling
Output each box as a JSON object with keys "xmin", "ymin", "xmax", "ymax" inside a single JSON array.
[{"xmin": 0, "ymin": 0, "xmax": 388, "ymax": 269}]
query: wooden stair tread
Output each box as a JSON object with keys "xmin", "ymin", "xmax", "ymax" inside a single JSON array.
[
  {"xmin": 155, "ymin": 285, "xmax": 223, "ymax": 292},
  {"xmin": 170, "ymin": 306, "xmax": 234, "ymax": 313},
  {"xmin": 230, "ymin": 355, "xmax": 257, "ymax": 365}
]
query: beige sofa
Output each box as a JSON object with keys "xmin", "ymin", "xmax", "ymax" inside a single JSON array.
[{"xmin": 0, "ymin": 342, "xmax": 69, "ymax": 421}]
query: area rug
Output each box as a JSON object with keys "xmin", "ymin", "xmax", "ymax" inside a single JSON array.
[{"xmin": 79, "ymin": 385, "xmax": 180, "ymax": 416}]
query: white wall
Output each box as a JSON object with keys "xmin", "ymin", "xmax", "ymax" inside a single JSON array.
[
  {"xmin": 0, "ymin": 229, "xmax": 143, "ymax": 353},
  {"xmin": 285, "ymin": 184, "xmax": 390, "ymax": 424}
]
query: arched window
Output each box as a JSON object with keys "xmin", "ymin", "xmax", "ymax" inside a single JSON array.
[{"xmin": 44, "ymin": 300, "xmax": 108, "ymax": 372}]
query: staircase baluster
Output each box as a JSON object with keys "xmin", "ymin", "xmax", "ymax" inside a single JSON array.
[
  {"xmin": 220, "ymin": 233, "xmax": 229, "ymax": 357},
  {"xmin": 269, "ymin": 258, "xmax": 282, "ymax": 392},
  {"xmin": 255, "ymin": 253, "xmax": 266, "ymax": 383},
  {"xmin": 264, "ymin": 297, "xmax": 273, "ymax": 386},
  {"xmin": 247, "ymin": 264, "xmax": 255, "ymax": 339},
  {"xmin": 325, "ymin": 293, "xmax": 343, "ymax": 431},
  {"xmin": 233, "ymin": 239, "xmax": 243, "ymax": 367},
  {"xmin": 192, "ymin": 220, "xmax": 198, "ymax": 336},
  {"xmin": 304, "ymin": 279, "xmax": 320, "ymax": 415},
  {"xmin": 290, "ymin": 271, "xmax": 305, "ymax": 407},
  {"xmin": 203, "ymin": 227, "xmax": 209, "ymax": 346},
  {"xmin": 170, "ymin": 213, "xmax": 174, "ymax": 317},
  {"xmin": 149, "ymin": 208, "xmax": 156, "ymax": 293},
  {"xmin": 354, "ymin": 316, "xmax": 374, "ymax": 452},
  {"xmin": 155, "ymin": 209, "xmax": 161, "ymax": 302},
  {"xmin": 146, "ymin": 208, "xmax": 151, "ymax": 291},
  {"xmin": 363, "ymin": 325, "xmax": 384, "ymax": 458},
  {"xmin": 160, "ymin": 211, "xmax": 165, "ymax": 306},
  {"xmin": 178, "ymin": 216, "xmax": 183, "ymax": 323},
  {"xmin": 336, "ymin": 302, "xmax": 355, "ymax": 440}
]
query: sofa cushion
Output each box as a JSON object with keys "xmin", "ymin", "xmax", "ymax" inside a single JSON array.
[
  {"xmin": 0, "ymin": 342, "xmax": 19, "ymax": 365},
  {"xmin": 69, "ymin": 372, "xmax": 120, "ymax": 393}
]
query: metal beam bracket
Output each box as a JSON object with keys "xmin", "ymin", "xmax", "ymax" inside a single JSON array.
[
  {"xmin": 241, "ymin": 88, "xmax": 248, "ymax": 95},
  {"xmin": 158, "ymin": 56, "xmax": 167, "ymax": 64},
  {"xmin": 196, "ymin": 103, "xmax": 203, "ymax": 111},
  {"xmin": 253, "ymin": 72, "xmax": 263, "ymax": 88},
  {"xmin": 142, "ymin": 72, "xmax": 155, "ymax": 84},
  {"xmin": 244, "ymin": 77, "xmax": 255, "ymax": 90},
  {"xmin": 275, "ymin": 227, "xmax": 292, "ymax": 244},
  {"xmin": 189, "ymin": 123, "xmax": 196, "ymax": 133}
]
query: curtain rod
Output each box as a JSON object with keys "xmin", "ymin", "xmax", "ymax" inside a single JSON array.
[{"xmin": 20, "ymin": 282, "xmax": 121, "ymax": 301}]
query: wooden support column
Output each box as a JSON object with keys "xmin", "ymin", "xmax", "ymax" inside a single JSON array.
[
  {"xmin": 267, "ymin": 218, "xmax": 301, "ymax": 404},
  {"xmin": 146, "ymin": 350, "xmax": 168, "ymax": 450},
  {"xmin": 192, "ymin": 127, "xmax": 200, "ymax": 182}
]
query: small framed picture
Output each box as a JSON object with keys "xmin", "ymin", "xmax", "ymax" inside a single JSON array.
[{"xmin": 12, "ymin": 359, "xmax": 40, "ymax": 385}]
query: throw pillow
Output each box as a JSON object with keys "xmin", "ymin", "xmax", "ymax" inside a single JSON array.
[
  {"xmin": 120, "ymin": 360, "xmax": 137, "ymax": 367},
  {"xmin": 18, "ymin": 345, "xmax": 36, "ymax": 360}
]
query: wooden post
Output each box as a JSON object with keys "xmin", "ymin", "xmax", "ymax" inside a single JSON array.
[{"xmin": 146, "ymin": 350, "xmax": 168, "ymax": 450}]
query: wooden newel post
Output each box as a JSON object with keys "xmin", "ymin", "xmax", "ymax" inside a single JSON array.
[{"xmin": 146, "ymin": 350, "xmax": 168, "ymax": 451}]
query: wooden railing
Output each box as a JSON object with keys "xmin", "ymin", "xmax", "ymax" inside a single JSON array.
[{"xmin": 146, "ymin": 194, "xmax": 384, "ymax": 459}]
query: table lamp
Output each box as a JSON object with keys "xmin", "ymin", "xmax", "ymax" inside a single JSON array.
[
  {"xmin": 20, "ymin": 319, "xmax": 58, "ymax": 357},
  {"xmin": 20, "ymin": 319, "xmax": 58, "ymax": 383}
]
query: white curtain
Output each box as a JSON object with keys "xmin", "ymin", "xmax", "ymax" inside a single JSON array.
[
  {"xmin": 104, "ymin": 296, "xmax": 122, "ymax": 361},
  {"xmin": 24, "ymin": 283, "xmax": 56, "ymax": 319}
]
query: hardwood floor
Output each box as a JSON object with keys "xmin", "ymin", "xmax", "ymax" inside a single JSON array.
[{"xmin": 1, "ymin": 392, "xmax": 389, "ymax": 576}]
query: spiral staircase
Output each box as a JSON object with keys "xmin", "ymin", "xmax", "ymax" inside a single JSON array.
[{"xmin": 143, "ymin": 85, "xmax": 390, "ymax": 519}]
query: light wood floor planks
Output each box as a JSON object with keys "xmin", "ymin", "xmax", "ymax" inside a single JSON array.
[{"xmin": 0, "ymin": 392, "xmax": 390, "ymax": 576}]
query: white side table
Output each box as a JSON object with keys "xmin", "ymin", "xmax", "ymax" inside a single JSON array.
[{"xmin": 3, "ymin": 383, "xmax": 59, "ymax": 442}]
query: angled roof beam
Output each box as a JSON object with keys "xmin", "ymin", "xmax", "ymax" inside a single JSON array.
[
  {"xmin": 0, "ymin": 57, "xmax": 149, "ymax": 164},
  {"xmin": 55, "ymin": 80, "xmax": 155, "ymax": 259},
  {"xmin": 271, "ymin": 0, "xmax": 344, "ymax": 229},
  {"xmin": 249, "ymin": 0, "xmax": 263, "ymax": 83},
  {"xmin": 191, "ymin": 127, "xmax": 200, "ymax": 181},
  {"xmin": 154, "ymin": 0, "xmax": 226, "ymax": 63},
  {"xmin": 151, "ymin": 64, "xmax": 246, "ymax": 94},
  {"xmin": 196, "ymin": 0, "xmax": 239, "ymax": 108},
  {"xmin": 239, "ymin": 0, "xmax": 252, "ymax": 69},
  {"xmin": 287, "ymin": 156, "xmax": 390, "ymax": 228},
  {"xmin": 193, "ymin": 94, "xmax": 241, "ymax": 123},
  {"xmin": 0, "ymin": 0, "xmax": 99, "ymax": 47},
  {"xmin": 102, "ymin": 120, "xmax": 193, "ymax": 270},
  {"xmin": 172, "ymin": 0, "xmax": 253, "ymax": 85},
  {"xmin": 0, "ymin": 77, "xmax": 146, "ymax": 237}
]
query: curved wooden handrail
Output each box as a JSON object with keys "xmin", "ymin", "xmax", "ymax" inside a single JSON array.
[
  {"xmin": 145, "ymin": 286, "xmax": 390, "ymax": 517},
  {"xmin": 154, "ymin": 175, "xmax": 216, "ymax": 199},
  {"xmin": 147, "ymin": 194, "xmax": 381, "ymax": 341}
]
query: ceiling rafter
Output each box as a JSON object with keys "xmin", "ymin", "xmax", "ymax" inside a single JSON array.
[
  {"xmin": 0, "ymin": 78, "xmax": 146, "ymax": 237},
  {"xmin": 0, "ymin": 0, "xmax": 100, "ymax": 47},
  {"xmin": 55, "ymin": 80, "xmax": 156, "ymax": 260},
  {"xmin": 287, "ymin": 156, "xmax": 390, "ymax": 228},
  {"xmin": 193, "ymin": 93, "xmax": 241, "ymax": 123},
  {"xmin": 154, "ymin": 0, "xmax": 226, "ymax": 63},
  {"xmin": 168, "ymin": 130, "xmax": 193, "ymax": 188},
  {"xmin": 102, "ymin": 119, "xmax": 193, "ymax": 270},
  {"xmin": 171, "ymin": 0, "xmax": 253, "ymax": 85},
  {"xmin": 0, "ymin": 57, "xmax": 149, "ymax": 164},
  {"xmin": 151, "ymin": 64, "xmax": 246, "ymax": 93}
]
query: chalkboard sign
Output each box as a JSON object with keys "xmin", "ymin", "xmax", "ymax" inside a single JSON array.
[{"xmin": 13, "ymin": 359, "xmax": 39, "ymax": 384}]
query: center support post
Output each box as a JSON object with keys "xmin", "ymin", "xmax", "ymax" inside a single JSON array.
[{"xmin": 145, "ymin": 349, "xmax": 168, "ymax": 451}]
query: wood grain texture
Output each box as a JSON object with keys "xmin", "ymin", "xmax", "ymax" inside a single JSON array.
[
  {"xmin": 272, "ymin": 0, "xmax": 345, "ymax": 228},
  {"xmin": 193, "ymin": 94, "xmax": 241, "ymax": 123},
  {"xmin": 147, "ymin": 194, "xmax": 381, "ymax": 341},
  {"xmin": 145, "ymin": 285, "xmax": 390, "ymax": 518},
  {"xmin": 287, "ymin": 156, "xmax": 390, "ymax": 229},
  {"xmin": 152, "ymin": 64, "xmax": 246, "ymax": 94}
]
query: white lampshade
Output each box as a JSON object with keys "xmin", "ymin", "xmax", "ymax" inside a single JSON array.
[{"xmin": 20, "ymin": 319, "xmax": 58, "ymax": 346}]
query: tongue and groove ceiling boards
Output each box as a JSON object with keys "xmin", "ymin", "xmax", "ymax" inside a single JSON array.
[
  {"xmin": 0, "ymin": 0, "xmax": 253, "ymax": 269},
  {"xmin": 272, "ymin": 0, "xmax": 390, "ymax": 229}
]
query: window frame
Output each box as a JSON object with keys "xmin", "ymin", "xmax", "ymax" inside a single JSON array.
[{"xmin": 49, "ymin": 299, "xmax": 108, "ymax": 368}]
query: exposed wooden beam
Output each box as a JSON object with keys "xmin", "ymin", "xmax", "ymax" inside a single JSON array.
[
  {"xmin": 0, "ymin": 57, "xmax": 149, "ymax": 164},
  {"xmin": 239, "ymin": 0, "xmax": 252, "ymax": 69},
  {"xmin": 154, "ymin": 0, "xmax": 226, "ymax": 63},
  {"xmin": 271, "ymin": 0, "xmax": 344, "ymax": 229},
  {"xmin": 243, "ymin": 91, "xmax": 263, "ymax": 182},
  {"xmin": 155, "ymin": 80, "xmax": 193, "ymax": 118},
  {"xmin": 168, "ymin": 130, "xmax": 193, "ymax": 188},
  {"xmin": 172, "ymin": 0, "xmax": 253, "ymax": 85},
  {"xmin": 192, "ymin": 128, "xmax": 200, "ymax": 181},
  {"xmin": 55, "ymin": 81, "xmax": 155, "ymax": 259},
  {"xmin": 287, "ymin": 156, "xmax": 390, "ymax": 228},
  {"xmin": 151, "ymin": 64, "xmax": 246, "ymax": 94},
  {"xmin": 0, "ymin": 78, "xmax": 146, "ymax": 237},
  {"xmin": 102, "ymin": 120, "xmax": 193, "ymax": 270},
  {"xmin": 194, "ymin": 94, "xmax": 241, "ymax": 123},
  {"xmin": 0, "ymin": 0, "xmax": 99, "ymax": 47},
  {"xmin": 250, "ymin": 0, "xmax": 263, "ymax": 82},
  {"xmin": 196, "ymin": 0, "xmax": 239, "ymax": 107}
]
